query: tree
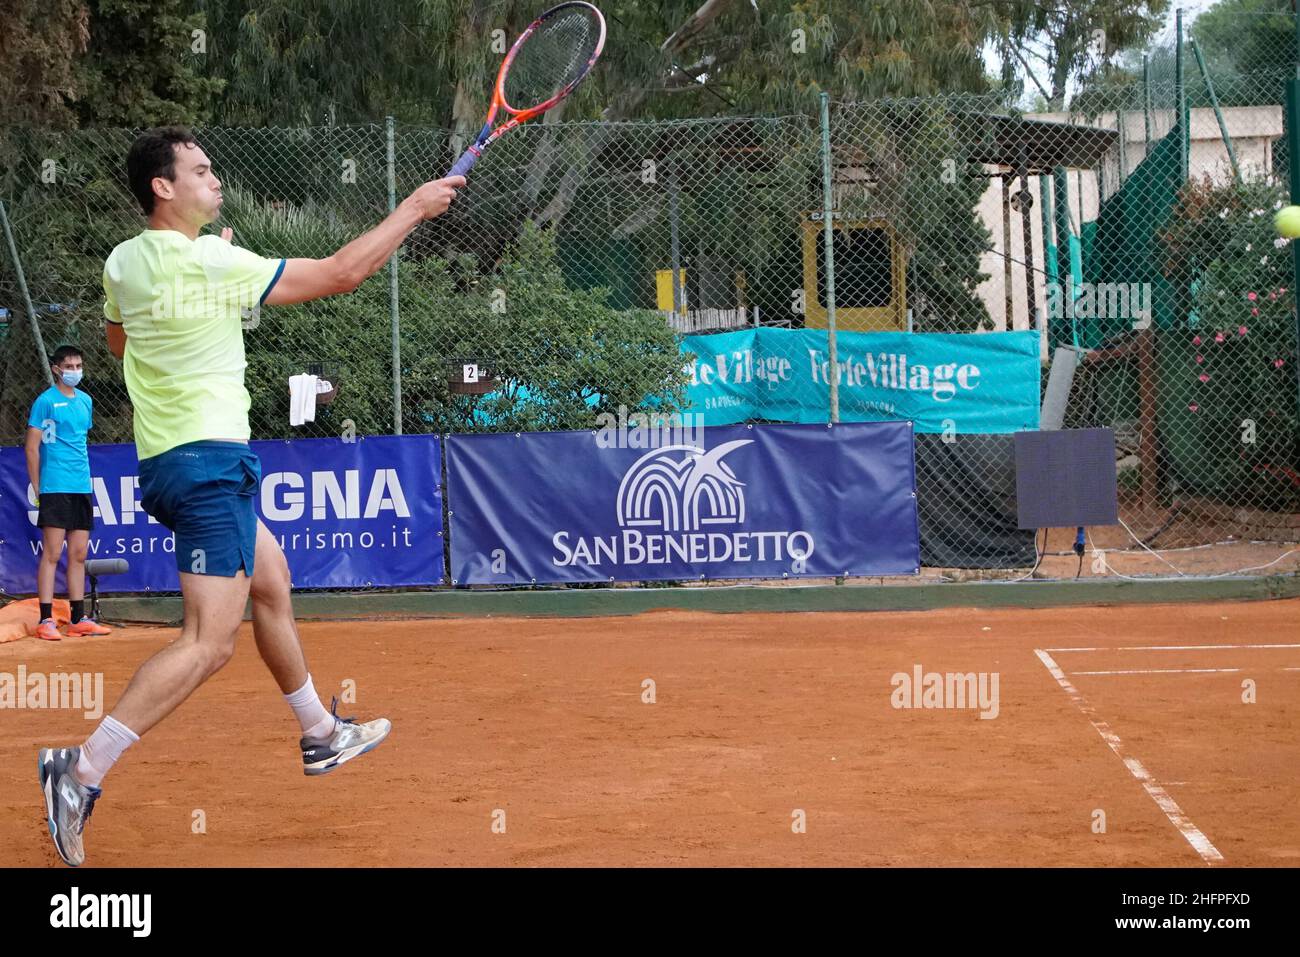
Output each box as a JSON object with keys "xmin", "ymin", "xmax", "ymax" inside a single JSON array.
[
  {"xmin": 0, "ymin": 127, "xmax": 143, "ymax": 443},
  {"xmin": 990, "ymin": 0, "xmax": 1169, "ymax": 110},
  {"xmin": 1159, "ymin": 174, "xmax": 1298, "ymax": 506},
  {"xmin": 190, "ymin": 1, "xmax": 1013, "ymax": 127},
  {"xmin": 1092, "ymin": 0, "xmax": 1293, "ymax": 114},
  {"xmin": 192, "ymin": 0, "xmax": 444, "ymax": 125},
  {"xmin": 0, "ymin": 1, "xmax": 90, "ymax": 129},
  {"xmin": 574, "ymin": 1, "xmax": 1007, "ymax": 121},
  {"xmin": 528, "ymin": 1, "xmax": 1004, "ymax": 229},
  {"xmin": 69, "ymin": 0, "xmax": 224, "ymax": 127},
  {"xmin": 1191, "ymin": 0, "xmax": 1295, "ymax": 107},
  {"xmin": 234, "ymin": 215, "xmax": 689, "ymax": 438}
]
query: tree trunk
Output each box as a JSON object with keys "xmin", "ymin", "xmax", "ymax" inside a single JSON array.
[
  {"xmin": 450, "ymin": 76, "xmax": 476, "ymax": 159},
  {"xmin": 1049, "ymin": 34, "xmax": 1074, "ymax": 111},
  {"xmin": 450, "ymin": 0, "xmax": 495, "ymax": 158}
]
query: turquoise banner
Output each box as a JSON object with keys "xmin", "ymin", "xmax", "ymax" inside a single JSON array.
[{"xmin": 679, "ymin": 329, "xmax": 1041, "ymax": 434}]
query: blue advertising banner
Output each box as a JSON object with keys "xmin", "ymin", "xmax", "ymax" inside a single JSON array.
[
  {"xmin": 0, "ymin": 435, "xmax": 443, "ymax": 593},
  {"xmin": 679, "ymin": 328, "xmax": 1041, "ymax": 433},
  {"xmin": 447, "ymin": 422, "xmax": 919, "ymax": 585}
]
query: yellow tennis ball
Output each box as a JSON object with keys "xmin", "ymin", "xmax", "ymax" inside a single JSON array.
[{"xmin": 1275, "ymin": 205, "xmax": 1300, "ymax": 238}]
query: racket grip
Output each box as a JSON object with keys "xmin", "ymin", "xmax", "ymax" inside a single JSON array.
[{"xmin": 447, "ymin": 147, "xmax": 481, "ymax": 179}]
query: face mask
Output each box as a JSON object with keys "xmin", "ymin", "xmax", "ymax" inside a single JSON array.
[{"xmin": 61, "ymin": 370, "xmax": 83, "ymax": 387}]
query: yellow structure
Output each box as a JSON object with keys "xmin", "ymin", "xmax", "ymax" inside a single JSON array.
[
  {"xmin": 655, "ymin": 268, "xmax": 688, "ymax": 314},
  {"xmin": 800, "ymin": 215, "xmax": 907, "ymax": 331}
]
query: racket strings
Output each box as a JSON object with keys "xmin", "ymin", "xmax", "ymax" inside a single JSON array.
[{"xmin": 503, "ymin": 8, "xmax": 602, "ymax": 111}]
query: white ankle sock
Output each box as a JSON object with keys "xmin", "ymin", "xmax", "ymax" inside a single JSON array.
[
  {"xmin": 77, "ymin": 716, "xmax": 139, "ymax": 788},
  {"xmin": 285, "ymin": 675, "xmax": 335, "ymax": 740}
]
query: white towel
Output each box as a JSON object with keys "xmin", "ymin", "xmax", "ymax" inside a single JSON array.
[
  {"xmin": 289, "ymin": 374, "xmax": 314, "ymax": 426},
  {"xmin": 288, "ymin": 374, "xmax": 335, "ymax": 426}
]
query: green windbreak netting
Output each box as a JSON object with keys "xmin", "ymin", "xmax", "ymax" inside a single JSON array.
[{"xmin": 1068, "ymin": 122, "xmax": 1186, "ymax": 350}]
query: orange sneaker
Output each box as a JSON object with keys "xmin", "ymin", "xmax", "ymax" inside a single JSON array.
[
  {"xmin": 66, "ymin": 617, "xmax": 112, "ymax": 637},
  {"xmin": 35, "ymin": 618, "xmax": 62, "ymax": 641}
]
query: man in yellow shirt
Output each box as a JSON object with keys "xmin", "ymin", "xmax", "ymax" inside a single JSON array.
[{"xmin": 38, "ymin": 126, "xmax": 465, "ymax": 867}]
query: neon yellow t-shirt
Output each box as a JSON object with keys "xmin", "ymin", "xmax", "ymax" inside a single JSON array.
[{"xmin": 103, "ymin": 230, "xmax": 284, "ymax": 460}]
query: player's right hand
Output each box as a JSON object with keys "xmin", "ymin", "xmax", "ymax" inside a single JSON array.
[{"xmin": 408, "ymin": 176, "xmax": 466, "ymax": 221}]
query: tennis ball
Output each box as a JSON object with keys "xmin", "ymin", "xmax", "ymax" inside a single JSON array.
[{"xmin": 1275, "ymin": 205, "xmax": 1300, "ymax": 238}]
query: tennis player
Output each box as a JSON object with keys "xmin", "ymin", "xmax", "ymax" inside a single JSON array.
[{"xmin": 37, "ymin": 126, "xmax": 465, "ymax": 867}]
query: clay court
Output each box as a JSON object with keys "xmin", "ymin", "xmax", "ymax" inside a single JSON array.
[{"xmin": 2, "ymin": 596, "xmax": 1298, "ymax": 867}]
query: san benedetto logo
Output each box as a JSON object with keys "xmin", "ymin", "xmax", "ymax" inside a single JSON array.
[
  {"xmin": 552, "ymin": 440, "xmax": 816, "ymax": 567},
  {"xmin": 619, "ymin": 440, "xmax": 750, "ymax": 531}
]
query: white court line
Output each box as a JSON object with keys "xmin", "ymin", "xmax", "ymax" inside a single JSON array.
[
  {"xmin": 1034, "ymin": 649, "xmax": 1225, "ymax": 865},
  {"xmin": 1045, "ymin": 643, "xmax": 1300, "ymax": 652},
  {"xmin": 1071, "ymin": 668, "xmax": 1242, "ymax": 676}
]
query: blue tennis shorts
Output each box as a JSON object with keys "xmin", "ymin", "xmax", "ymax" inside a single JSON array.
[{"xmin": 138, "ymin": 441, "xmax": 261, "ymax": 578}]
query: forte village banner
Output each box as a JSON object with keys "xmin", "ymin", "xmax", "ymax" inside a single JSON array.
[{"xmin": 679, "ymin": 328, "xmax": 1041, "ymax": 434}]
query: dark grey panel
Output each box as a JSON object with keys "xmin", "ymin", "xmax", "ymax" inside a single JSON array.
[{"xmin": 1015, "ymin": 428, "xmax": 1119, "ymax": 529}]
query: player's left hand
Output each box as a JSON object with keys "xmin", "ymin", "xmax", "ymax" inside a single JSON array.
[{"xmin": 220, "ymin": 227, "xmax": 233, "ymax": 242}]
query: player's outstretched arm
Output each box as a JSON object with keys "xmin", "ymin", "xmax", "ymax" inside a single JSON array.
[{"xmin": 265, "ymin": 176, "xmax": 465, "ymax": 306}]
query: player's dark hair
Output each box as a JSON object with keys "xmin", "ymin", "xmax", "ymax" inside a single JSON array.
[
  {"xmin": 127, "ymin": 127, "xmax": 200, "ymax": 215},
  {"xmin": 50, "ymin": 345, "xmax": 82, "ymax": 368}
]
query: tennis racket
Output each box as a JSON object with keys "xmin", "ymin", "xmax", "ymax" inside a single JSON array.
[{"xmin": 446, "ymin": 2, "xmax": 606, "ymax": 178}]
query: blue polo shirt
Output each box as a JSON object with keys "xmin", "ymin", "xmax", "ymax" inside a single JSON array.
[{"xmin": 27, "ymin": 386, "xmax": 94, "ymax": 494}]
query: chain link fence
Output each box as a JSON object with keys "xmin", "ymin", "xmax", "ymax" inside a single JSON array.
[{"xmin": 4, "ymin": 19, "xmax": 1300, "ymax": 586}]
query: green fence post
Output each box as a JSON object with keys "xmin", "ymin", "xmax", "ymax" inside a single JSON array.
[
  {"xmin": 1289, "ymin": 12, "xmax": 1300, "ymax": 421},
  {"xmin": 819, "ymin": 92, "xmax": 839, "ymax": 423},
  {"xmin": 1192, "ymin": 38, "xmax": 1242, "ymax": 185},
  {"xmin": 1143, "ymin": 55, "xmax": 1152, "ymax": 149},
  {"xmin": 1039, "ymin": 173, "xmax": 1057, "ymax": 290},
  {"xmin": 1176, "ymin": 9, "xmax": 1189, "ymax": 181},
  {"xmin": 387, "ymin": 116, "xmax": 401, "ymax": 435},
  {"xmin": 1053, "ymin": 167, "xmax": 1072, "ymax": 349}
]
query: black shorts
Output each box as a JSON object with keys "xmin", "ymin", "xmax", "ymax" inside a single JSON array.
[{"xmin": 37, "ymin": 493, "xmax": 95, "ymax": 532}]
